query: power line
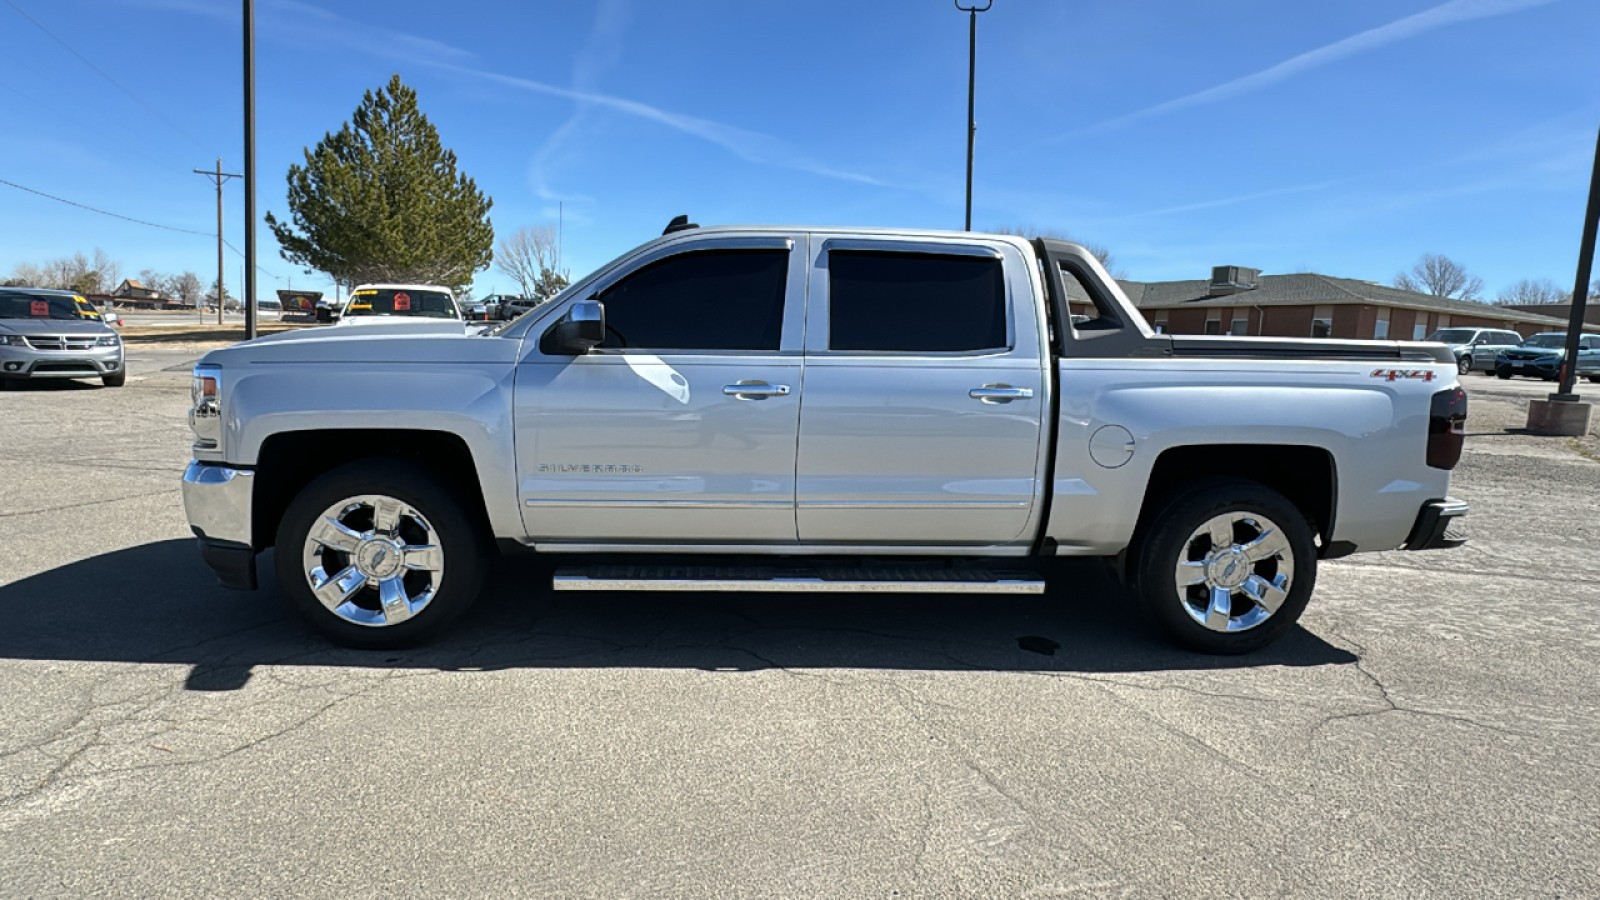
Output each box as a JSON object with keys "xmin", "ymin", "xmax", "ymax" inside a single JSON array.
[
  {"xmin": 2, "ymin": 0, "xmax": 209, "ymax": 152},
  {"xmin": 222, "ymin": 237, "xmax": 281, "ymax": 282},
  {"xmin": 0, "ymin": 176, "xmax": 214, "ymax": 237}
]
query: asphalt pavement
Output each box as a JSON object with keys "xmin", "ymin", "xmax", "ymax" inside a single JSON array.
[{"xmin": 1, "ymin": 354, "xmax": 1596, "ymax": 898}]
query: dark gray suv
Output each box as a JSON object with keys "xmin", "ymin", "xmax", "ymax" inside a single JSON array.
[
  {"xmin": 1423, "ymin": 327, "xmax": 1524, "ymax": 375},
  {"xmin": 0, "ymin": 288, "xmax": 126, "ymax": 388}
]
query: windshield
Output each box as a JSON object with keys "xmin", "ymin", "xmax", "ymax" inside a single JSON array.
[
  {"xmin": 0, "ymin": 291, "xmax": 99, "ymax": 321},
  {"xmin": 1426, "ymin": 329, "xmax": 1476, "ymax": 344},
  {"xmin": 344, "ymin": 288, "xmax": 458, "ymax": 319},
  {"xmin": 1522, "ymin": 334, "xmax": 1567, "ymax": 349}
]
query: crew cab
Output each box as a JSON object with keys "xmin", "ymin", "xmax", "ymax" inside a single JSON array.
[{"xmin": 182, "ymin": 223, "xmax": 1469, "ymax": 654}]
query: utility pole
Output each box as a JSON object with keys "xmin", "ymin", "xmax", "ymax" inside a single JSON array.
[
  {"xmin": 193, "ymin": 158, "xmax": 240, "ymax": 326},
  {"xmin": 955, "ymin": 0, "xmax": 992, "ymax": 232},
  {"xmin": 243, "ymin": 0, "xmax": 258, "ymax": 340}
]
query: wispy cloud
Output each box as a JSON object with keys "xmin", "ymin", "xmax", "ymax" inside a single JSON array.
[
  {"xmin": 433, "ymin": 60, "xmax": 890, "ymax": 188},
  {"xmin": 1070, "ymin": 0, "xmax": 1558, "ymax": 137},
  {"xmin": 126, "ymin": 0, "xmax": 890, "ymax": 191}
]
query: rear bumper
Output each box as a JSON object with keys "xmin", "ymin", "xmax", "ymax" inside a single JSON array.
[{"xmin": 1403, "ymin": 497, "xmax": 1469, "ymax": 551}]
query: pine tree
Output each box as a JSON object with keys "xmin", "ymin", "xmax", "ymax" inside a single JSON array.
[{"xmin": 266, "ymin": 75, "xmax": 494, "ymax": 291}]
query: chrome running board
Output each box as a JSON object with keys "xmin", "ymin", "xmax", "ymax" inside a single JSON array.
[{"xmin": 552, "ymin": 566, "xmax": 1045, "ymax": 595}]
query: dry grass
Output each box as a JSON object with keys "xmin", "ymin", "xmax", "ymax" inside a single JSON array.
[{"xmin": 118, "ymin": 321, "xmax": 315, "ymax": 345}]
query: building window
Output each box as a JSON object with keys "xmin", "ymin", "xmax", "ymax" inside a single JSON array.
[
  {"xmin": 1412, "ymin": 321, "xmax": 1427, "ymax": 341},
  {"xmin": 1204, "ymin": 310, "xmax": 1222, "ymax": 335},
  {"xmin": 1311, "ymin": 305, "xmax": 1333, "ymax": 338},
  {"xmin": 1230, "ymin": 315, "xmax": 1249, "ymax": 336},
  {"xmin": 1374, "ymin": 310, "xmax": 1389, "ymax": 340},
  {"xmin": 1151, "ymin": 313, "xmax": 1167, "ymax": 334}
]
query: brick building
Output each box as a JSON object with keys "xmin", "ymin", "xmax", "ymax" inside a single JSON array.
[{"xmin": 1117, "ymin": 266, "xmax": 1568, "ymax": 339}]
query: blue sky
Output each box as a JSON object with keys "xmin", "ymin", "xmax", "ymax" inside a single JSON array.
[{"xmin": 1, "ymin": 0, "xmax": 1596, "ymax": 300}]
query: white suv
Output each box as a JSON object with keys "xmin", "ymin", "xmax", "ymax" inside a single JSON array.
[{"xmin": 336, "ymin": 284, "xmax": 462, "ymax": 326}]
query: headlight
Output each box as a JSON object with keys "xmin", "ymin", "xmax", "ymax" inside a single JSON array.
[
  {"xmin": 96, "ymin": 334, "xmax": 120, "ymax": 347},
  {"xmin": 0, "ymin": 334, "xmax": 24, "ymax": 346},
  {"xmin": 190, "ymin": 364, "xmax": 223, "ymax": 451}
]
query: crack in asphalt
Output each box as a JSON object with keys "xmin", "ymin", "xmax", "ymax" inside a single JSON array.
[
  {"xmin": 1312, "ymin": 628, "xmax": 1523, "ymax": 741},
  {"xmin": 0, "ymin": 488, "xmax": 180, "ymax": 520}
]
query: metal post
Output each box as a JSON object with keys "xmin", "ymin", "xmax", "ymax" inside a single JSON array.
[
  {"xmin": 243, "ymin": 0, "xmax": 258, "ymax": 341},
  {"xmin": 1555, "ymin": 125, "xmax": 1600, "ymax": 400},
  {"xmin": 955, "ymin": 1, "xmax": 992, "ymax": 232}
]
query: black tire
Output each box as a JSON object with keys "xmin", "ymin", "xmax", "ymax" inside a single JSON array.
[
  {"xmin": 1587, "ymin": 375, "xmax": 1600, "ymax": 384},
  {"xmin": 1457, "ymin": 356, "xmax": 1471, "ymax": 375},
  {"xmin": 1130, "ymin": 479, "xmax": 1317, "ymax": 655},
  {"xmin": 102, "ymin": 369, "xmax": 126, "ymax": 387},
  {"xmin": 275, "ymin": 459, "xmax": 487, "ymax": 648},
  {"xmin": 1496, "ymin": 366, "xmax": 1513, "ymax": 380}
]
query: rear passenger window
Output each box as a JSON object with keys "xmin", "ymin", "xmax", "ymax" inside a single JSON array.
[
  {"xmin": 596, "ymin": 249, "xmax": 788, "ymax": 351},
  {"xmin": 828, "ymin": 251, "xmax": 1007, "ymax": 353}
]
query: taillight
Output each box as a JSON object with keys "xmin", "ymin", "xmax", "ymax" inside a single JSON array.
[{"xmin": 1427, "ymin": 387, "xmax": 1467, "ymax": 469}]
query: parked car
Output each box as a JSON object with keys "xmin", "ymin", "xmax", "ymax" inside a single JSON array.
[
  {"xmin": 182, "ymin": 222, "xmax": 1469, "ymax": 655},
  {"xmin": 1494, "ymin": 332, "xmax": 1600, "ymax": 380},
  {"xmin": 485, "ymin": 294, "xmax": 537, "ymax": 320},
  {"xmin": 1423, "ymin": 327, "xmax": 1524, "ymax": 375},
  {"xmin": 336, "ymin": 284, "xmax": 462, "ymax": 326},
  {"xmin": 1575, "ymin": 341, "xmax": 1600, "ymax": 383},
  {"xmin": 459, "ymin": 298, "xmax": 491, "ymax": 321},
  {"xmin": 0, "ymin": 287, "xmax": 126, "ymax": 388},
  {"xmin": 314, "ymin": 295, "xmax": 345, "ymax": 323}
]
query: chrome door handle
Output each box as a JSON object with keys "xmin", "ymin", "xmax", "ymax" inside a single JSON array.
[
  {"xmin": 723, "ymin": 381, "xmax": 791, "ymax": 399},
  {"xmin": 969, "ymin": 385, "xmax": 1034, "ymax": 403}
]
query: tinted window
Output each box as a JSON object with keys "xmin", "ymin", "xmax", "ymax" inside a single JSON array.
[
  {"xmin": 828, "ymin": 251, "xmax": 1006, "ymax": 352},
  {"xmin": 346, "ymin": 288, "xmax": 457, "ymax": 319},
  {"xmin": 597, "ymin": 249, "xmax": 787, "ymax": 351}
]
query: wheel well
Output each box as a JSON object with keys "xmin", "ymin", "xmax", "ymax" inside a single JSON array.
[
  {"xmin": 251, "ymin": 429, "xmax": 491, "ymax": 550},
  {"xmin": 1138, "ymin": 444, "xmax": 1336, "ymax": 546}
]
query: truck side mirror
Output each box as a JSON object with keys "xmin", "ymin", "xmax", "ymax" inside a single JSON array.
[{"xmin": 542, "ymin": 299, "xmax": 605, "ymax": 355}]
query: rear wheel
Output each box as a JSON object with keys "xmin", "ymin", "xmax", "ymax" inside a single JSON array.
[
  {"xmin": 275, "ymin": 460, "xmax": 487, "ymax": 648},
  {"xmin": 1131, "ymin": 480, "xmax": 1317, "ymax": 654},
  {"xmin": 1457, "ymin": 356, "xmax": 1471, "ymax": 375}
]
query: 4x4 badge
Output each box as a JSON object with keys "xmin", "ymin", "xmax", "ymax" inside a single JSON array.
[{"xmin": 1370, "ymin": 368, "xmax": 1436, "ymax": 382}]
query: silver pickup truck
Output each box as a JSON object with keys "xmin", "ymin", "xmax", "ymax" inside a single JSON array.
[{"xmin": 182, "ymin": 225, "xmax": 1469, "ymax": 654}]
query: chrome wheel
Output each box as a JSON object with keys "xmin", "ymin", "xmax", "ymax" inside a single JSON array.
[
  {"xmin": 1173, "ymin": 511, "xmax": 1294, "ymax": 633},
  {"xmin": 300, "ymin": 494, "xmax": 444, "ymax": 628}
]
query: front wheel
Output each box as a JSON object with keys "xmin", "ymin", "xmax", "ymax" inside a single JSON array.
[
  {"xmin": 275, "ymin": 460, "xmax": 487, "ymax": 648},
  {"xmin": 1130, "ymin": 480, "xmax": 1317, "ymax": 654},
  {"xmin": 102, "ymin": 369, "xmax": 126, "ymax": 387},
  {"xmin": 1496, "ymin": 366, "xmax": 1513, "ymax": 379}
]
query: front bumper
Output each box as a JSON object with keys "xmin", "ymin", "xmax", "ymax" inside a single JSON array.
[
  {"xmin": 1497, "ymin": 355, "xmax": 1560, "ymax": 376},
  {"xmin": 1403, "ymin": 497, "xmax": 1468, "ymax": 551},
  {"xmin": 182, "ymin": 461, "xmax": 258, "ymax": 590},
  {"xmin": 0, "ymin": 343, "xmax": 123, "ymax": 379}
]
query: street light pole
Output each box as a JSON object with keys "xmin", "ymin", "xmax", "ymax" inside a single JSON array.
[
  {"xmin": 243, "ymin": 0, "xmax": 258, "ymax": 340},
  {"xmin": 1555, "ymin": 124, "xmax": 1600, "ymax": 399},
  {"xmin": 956, "ymin": 0, "xmax": 992, "ymax": 232}
]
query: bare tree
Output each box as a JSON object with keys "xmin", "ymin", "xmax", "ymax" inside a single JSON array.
[
  {"xmin": 990, "ymin": 225, "xmax": 1118, "ymax": 276},
  {"xmin": 496, "ymin": 226, "xmax": 565, "ymax": 299},
  {"xmin": 172, "ymin": 271, "xmax": 204, "ymax": 306},
  {"xmin": 1393, "ymin": 253, "xmax": 1483, "ymax": 301},
  {"xmin": 1496, "ymin": 278, "xmax": 1567, "ymax": 306},
  {"xmin": 5, "ymin": 262, "xmax": 46, "ymax": 287}
]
